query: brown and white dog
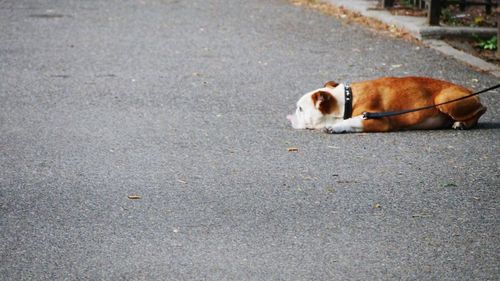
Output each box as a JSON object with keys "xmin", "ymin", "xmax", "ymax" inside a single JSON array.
[{"xmin": 287, "ymin": 77, "xmax": 487, "ymax": 133}]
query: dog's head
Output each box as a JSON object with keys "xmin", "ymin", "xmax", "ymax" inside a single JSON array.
[{"xmin": 287, "ymin": 81, "xmax": 343, "ymax": 129}]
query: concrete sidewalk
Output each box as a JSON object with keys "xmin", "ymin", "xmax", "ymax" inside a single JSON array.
[{"xmin": 324, "ymin": 0, "xmax": 500, "ymax": 76}]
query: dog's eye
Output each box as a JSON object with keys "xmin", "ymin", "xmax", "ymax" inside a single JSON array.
[{"xmin": 298, "ymin": 107, "xmax": 303, "ymax": 112}]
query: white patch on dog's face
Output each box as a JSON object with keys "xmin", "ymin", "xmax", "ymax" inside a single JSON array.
[
  {"xmin": 287, "ymin": 87, "xmax": 341, "ymax": 130},
  {"xmin": 287, "ymin": 90, "xmax": 322, "ymax": 129}
]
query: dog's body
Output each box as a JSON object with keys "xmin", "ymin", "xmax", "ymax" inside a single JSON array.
[{"xmin": 287, "ymin": 77, "xmax": 487, "ymax": 133}]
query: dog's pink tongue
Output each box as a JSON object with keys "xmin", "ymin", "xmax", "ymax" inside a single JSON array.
[{"xmin": 286, "ymin": 114, "xmax": 293, "ymax": 123}]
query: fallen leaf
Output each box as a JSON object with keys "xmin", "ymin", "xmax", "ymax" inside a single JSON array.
[
  {"xmin": 177, "ymin": 179, "xmax": 188, "ymax": 184},
  {"xmin": 373, "ymin": 203, "xmax": 381, "ymax": 209},
  {"xmin": 288, "ymin": 147, "xmax": 299, "ymax": 152},
  {"xmin": 128, "ymin": 195, "xmax": 141, "ymax": 200},
  {"xmin": 474, "ymin": 16, "xmax": 484, "ymax": 25},
  {"xmin": 325, "ymin": 187, "xmax": 336, "ymax": 193}
]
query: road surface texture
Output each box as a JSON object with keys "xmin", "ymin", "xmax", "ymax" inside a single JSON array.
[{"xmin": 1, "ymin": 0, "xmax": 499, "ymax": 280}]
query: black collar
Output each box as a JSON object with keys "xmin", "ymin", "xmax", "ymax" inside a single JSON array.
[{"xmin": 343, "ymin": 84, "xmax": 353, "ymax": 119}]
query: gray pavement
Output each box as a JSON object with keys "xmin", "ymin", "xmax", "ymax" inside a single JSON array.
[{"xmin": 1, "ymin": 0, "xmax": 499, "ymax": 280}]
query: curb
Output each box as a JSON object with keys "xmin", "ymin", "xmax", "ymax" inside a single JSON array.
[
  {"xmin": 323, "ymin": 0, "xmax": 500, "ymax": 77},
  {"xmin": 420, "ymin": 26, "xmax": 497, "ymax": 39}
]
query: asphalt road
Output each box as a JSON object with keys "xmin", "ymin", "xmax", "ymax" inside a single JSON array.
[{"xmin": 1, "ymin": 0, "xmax": 499, "ymax": 280}]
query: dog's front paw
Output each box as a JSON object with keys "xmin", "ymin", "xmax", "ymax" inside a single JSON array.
[
  {"xmin": 324, "ymin": 125, "xmax": 346, "ymax": 134},
  {"xmin": 324, "ymin": 126, "xmax": 335, "ymax": 134}
]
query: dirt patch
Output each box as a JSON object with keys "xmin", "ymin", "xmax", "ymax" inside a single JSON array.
[
  {"xmin": 440, "ymin": 4, "xmax": 497, "ymax": 27},
  {"xmin": 445, "ymin": 38, "xmax": 500, "ymax": 65},
  {"xmin": 381, "ymin": 0, "xmax": 498, "ymax": 27}
]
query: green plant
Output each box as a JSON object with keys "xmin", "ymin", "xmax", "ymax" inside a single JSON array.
[
  {"xmin": 398, "ymin": 0, "xmax": 412, "ymax": 8},
  {"xmin": 440, "ymin": 8, "xmax": 458, "ymax": 25},
  {"xmin": 475, "ymin": 36, "xmax": 497, "ymax": 50}
]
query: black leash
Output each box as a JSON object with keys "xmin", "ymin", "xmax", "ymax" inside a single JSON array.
[{"xmin": 361, "ymin": 83, "xmax": 500, "ymax": 120}]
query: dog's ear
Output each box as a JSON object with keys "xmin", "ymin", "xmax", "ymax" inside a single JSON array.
[
  {"xmin": 324, "ymin": 81, "xmax": 339, "ymax": 88},
  {"xmin": 312, "ymin": 91, "xmax": 337, "ymax": 114}
]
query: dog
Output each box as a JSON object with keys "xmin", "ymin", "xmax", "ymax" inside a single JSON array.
[{"xmin": 287, "ymin": 77, "xmax": 487, "ymax": 133}]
